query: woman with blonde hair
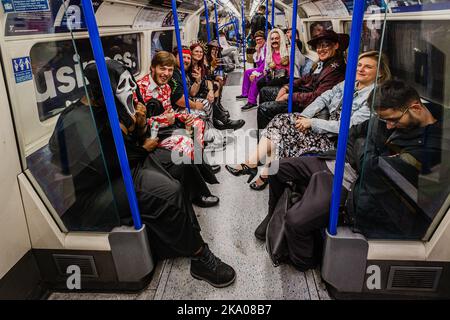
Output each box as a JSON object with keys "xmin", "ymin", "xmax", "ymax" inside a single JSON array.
[
  {"xmin": 226, "ymin": 51, "xmax": 391, "ymax": 190},
  {"xmin": 241, "ymin": 28, "xmax": 291, "ymax": 111}
]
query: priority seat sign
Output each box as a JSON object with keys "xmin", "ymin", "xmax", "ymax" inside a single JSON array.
[
  {"xmin": 2, "ymin": 0, "xmax": 50, "ymax": 13},
  {"xmin": 12, "ymin": 57, "xmax": 33, "ymax": 83}
]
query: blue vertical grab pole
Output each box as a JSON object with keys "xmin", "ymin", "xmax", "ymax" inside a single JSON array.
[
  {"xmin": 171, "ymin": 0, "xmax": 191, "ymax": 113},
  {"xmin": 265, "ymin": 0, "xmax": 269, "ymax": 38},
  {"xmin": 241, "ymin": 0, "xmax": 246, "ymax": 71},
  {"xmin": 203, "ymin": 0, "xmax": 212, "ymax": 43},
  {"xmin": 328, "ymin": 0, "xmax": 365, "ymax": 236},
  {"xmin": 271, "ymin": 0, "xmax": 275, "ymax": 29},
  {"xmin": 214, "ymin": 2, "xmax": 220, "ymax": 43},
  {"xmin": 287, "ymin": 0, "xmax": 298, "ymax": 114},
  {"xmin": 80, "ymin": 0, "xmax": 142, "ymax": 230}
]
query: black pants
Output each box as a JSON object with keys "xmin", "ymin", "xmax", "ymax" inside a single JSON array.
[
  {"xmin": 268, "ymin": 157, "xmax": 346, "ymax": 269},
  {"xmin": 153, "ymin": 148, "xmax": 217, "ymax": 201},
  {"xmin": 257, "ymin": 101, "xmax": 302, "ymax": 130},
  {"xmin": 132, "ymin": 154, "xmax": 204, "ymax": 260}
]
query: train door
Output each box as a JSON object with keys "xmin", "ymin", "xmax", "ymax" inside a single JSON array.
[
  {"xmin": 0, "ymin": 3, "xmax": 153, "ymax": 293},
  {"xmin": 0, "ymin": 53, "xmax": 42, "ymax": 299}
]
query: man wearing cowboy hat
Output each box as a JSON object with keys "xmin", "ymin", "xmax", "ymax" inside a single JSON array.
[{"xmin": 257, "ymin": 29, "xmax": 349, "ymax": 131}]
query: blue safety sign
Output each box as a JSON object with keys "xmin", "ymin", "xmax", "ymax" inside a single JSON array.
[
  {"xmin": 12, "ymin": 57, "xmax": 33, "ymax": 83},
  {"xmin": 2, "ymin": 0, "xmax": 49, "ymax": 13}
]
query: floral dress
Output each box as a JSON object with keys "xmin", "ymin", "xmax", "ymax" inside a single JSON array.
[
  {"xmin": 262, "ymin": 107, "xmax": 341, "ymax": 160},
  {"xmin": 261, "ymin": 81, "xmax": 374, "ymax": 160},
  {"xmin": 136, "ymin": 74, "xmax": 205, "ymax": 160}
]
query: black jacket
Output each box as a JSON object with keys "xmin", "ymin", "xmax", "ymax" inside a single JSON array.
[
  {"xmin": 250, "ymin": 13, "xmax": 269, "ymax": 36},
  {"xmin": 320, "ymin": 117, "xmax": 444, "ymax": 239}
]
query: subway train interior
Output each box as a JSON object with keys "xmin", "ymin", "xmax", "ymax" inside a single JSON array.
[{"xmin": 0, "ymin": 0, "xmax": 449, "ymax": 301}]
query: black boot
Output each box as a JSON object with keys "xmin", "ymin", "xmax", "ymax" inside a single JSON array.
[
  {"xmin": 254, "ymin": 211, "xmax": 273, "ymax": 241},
  {"xmin": 217, "ymin": 95, "xmax": 230, "ymax": 117},
  {"xmin": 191, "ymin": 244, "xmax": 236, "ymax": 288}
]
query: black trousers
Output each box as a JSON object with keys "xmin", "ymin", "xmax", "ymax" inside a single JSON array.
[
  {"xmin": 268, "ymin": 156, "xmax": 346, "ymax": 269},
  {"xmin": 153, "ymin": 148, "xmax": 217, "ymax": 201},
  {"xmin": 132, "ymin": 154, "xmax": 205, "ymax": 260}
]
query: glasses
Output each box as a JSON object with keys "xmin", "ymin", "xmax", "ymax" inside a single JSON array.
[{"xmin": 377, "ymin": 106, "xmax": 410, "ymax": 126}]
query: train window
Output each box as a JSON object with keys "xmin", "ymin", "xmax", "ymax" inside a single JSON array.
[
  {"xmin": 31, "ymin": 33, "xmax": 141, "ymax": 122},
  {"xmin": 345, "ymin": 20, "xmax": 449, "ymax": 105},
  {"xmin": 349, "ymin": 16, "xmax": 450, "ymax": 241},
  {"xmin": 308, "ymin": 21, "xmax": 333, "ymax": 39},
  {"xmin": 151, "ymin": 30, "xmax": 176, "ymax": 59},
  {"xmin": 343, "ymin": 20, "xmax": 382, "ymax": 52},
  {"xmin": 26, "ymin": 32, "xmax": 135, "ymax": 233}
]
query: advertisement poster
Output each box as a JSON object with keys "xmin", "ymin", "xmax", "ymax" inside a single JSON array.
[
  {"xmin": 133, "ymin": 7, "xmax": 168, "ymax": 29},
  {"xmin": 390, "ymin": 0, "xmax": 450, "ymax": 13},
  {"xmin": 4, "ymin": 0, "xmax": 102, "ymax": 36},
  {"xmin": 343, "ymin": 0, "xmax": 387, "ymax": 14},
  {"xmin": 313, "ymin": 0, "xmax": 349, "ymax": 16},
  {"xmin": 2, "ymin": 0, "xmax": 49, "ymax": 12},
  {"xmin": 30, "ymin": 34, "xmax": 140, "ymax": 120},
  {"xmin": 161, "ymin": 11, "xmax": 189, "ymax": 27}
]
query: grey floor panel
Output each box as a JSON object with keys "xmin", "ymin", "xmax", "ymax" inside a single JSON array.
[{"xmin": 159, "ymin": 81, "xmax": 314, "ymax": 300}]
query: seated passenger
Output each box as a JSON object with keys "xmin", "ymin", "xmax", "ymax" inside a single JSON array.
[
  {"xmin": 170, "ymin": 46, "xmax": 224, "ymax": 151},
  {"xmin": 236, "ymin": 31, "xmax": 267, "ymax": 111},
  {"xmin": 285, "ymin": 28, "xmax": 313, "ymax": 77},
  {"xmin": 257, "ymin": 30, "xmax": 349, "ymax": 130},
  {"xmin": 136, "ymin": 51, "xmax": 203, "ymax": 161},
  {"xmin": 50, "ymin": 60, "xmax": 235, "ymax": 287},
  {"xmin": 206, "ymin": 40, "xmax": 245, "ymax": 130},
  {"xmin": 257, "ymin": 80, "xmax": 442, "ymax": 270},
  {"xmin": 219, "ymin": 30, "xmax": 240, "ymax": 68},
  {"xmin": 251, "ymin": 28, "xmax": 291, "ymax": 111},
  {"xmin": 226, "ymin": 51, "xmax": 390, "ymax": 190}
]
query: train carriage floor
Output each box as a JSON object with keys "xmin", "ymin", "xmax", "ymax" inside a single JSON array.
[{"xmin": 48, "ymin": 69, "xmax": 330, "ymax": 300}]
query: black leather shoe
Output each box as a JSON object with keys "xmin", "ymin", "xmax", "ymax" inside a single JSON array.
[
  {"xmin": 191, "ymin": 244, "xmax": 236, "ymax": 288},
  {"xmin": 210, "ymin": 165, "xmax": 221, "ymax": 174},
  {"xmin": 241, "ymin": 103, "xmax": 257, "ymax": 111},
  {"xmin": 193, "ymin": 195, "xmax": 220, "ymax": 208},
  {"xmin": 254, "ymin": 213, "xmax": 272, "ymax": 241},
  {"xmin": 214, "ymin": 119, "xmax": 245, "ymax": 130},
  {"xmin": 236, "ymin": 95, "xmax": 247, "ymax": 100}
]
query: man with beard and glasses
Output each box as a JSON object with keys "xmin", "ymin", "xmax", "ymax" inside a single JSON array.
[
  {"xmin": 256, "ymin": 80, "xmax": 443, "ymax": 271},
  {"xmin": 49, "ymin": 60, "xmax": 236, "ymax": 287}
]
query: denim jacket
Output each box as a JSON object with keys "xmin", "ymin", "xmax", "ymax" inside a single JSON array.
[{"xmin": 300, "ymin": 81, "xmax": 374, "ymax": 134}]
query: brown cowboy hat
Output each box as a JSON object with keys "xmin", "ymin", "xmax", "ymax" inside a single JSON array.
[{"xmin": 307, "ymin": 30, "xmax": 350, "ymax": 51}]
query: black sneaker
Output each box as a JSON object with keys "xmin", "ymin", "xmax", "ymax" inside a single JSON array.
[
  {"xmin": 191, "ymin": 245, "xmax": 236, "ymax": 288},
  {"xmin": 241, "ymin": 103, "xmax": 257, "ymax": 112},
  {"xmin": 236, "ymin": 95, "xmax": 247, "ymax": 100}
]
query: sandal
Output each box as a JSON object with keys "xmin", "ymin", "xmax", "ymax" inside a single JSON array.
[
  {"xmin": 249, "ymin": 175, "xmax": 269, "ymax": 191},
  {"xmin": 225, "ymin": 164, "xmax": 257, "ymax": 183}
]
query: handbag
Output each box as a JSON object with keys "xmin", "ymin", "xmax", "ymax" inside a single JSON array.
[
  {"xmin": 268, "ymin": 68, "xmax": 288, "ymax": 81},
  {"xmin": 266, "ymin": 182, "xmax": 302, "ymax": 267}
]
